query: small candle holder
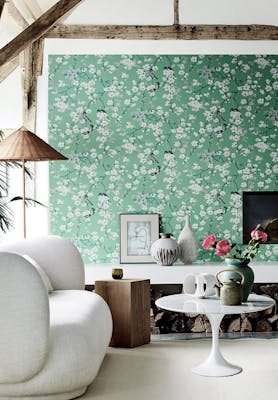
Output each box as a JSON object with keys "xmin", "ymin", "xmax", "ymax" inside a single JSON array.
[{"xmin": 112, "ymin": 268, "xmax": 123, "ymax": 280}]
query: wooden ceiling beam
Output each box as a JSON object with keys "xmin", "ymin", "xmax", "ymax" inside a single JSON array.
[
  {"xmin": 21, "ymin": 0, "xmax": 42, "ymax": 19},
  {"xmin": 0, "ymin": 0, "xmax": 85, "ymax": 67},
  {"xmin": 45, "ymin": 24, "xmax": 278, "ymax": 40},
  {"xmin": 0, "ymin": 0, "xmax": 5, "ymax": 19},
  {"xmin": 6, "ymin": 1, "xmax": 29, "ymax": 29},
  {"xmin": 0, "ymin": 55, "xmax": 19, "ymax": 83},
  {"xmin": 11, "ymin": 0, "xmax": 35, "ymax": 22},
  {"xmin": 21, "ymin": 38, "xmax": 44, "ymax": 131},
  {"xmin": 174, "ymin": 0, "xmax": 179, "ymax": 26}
]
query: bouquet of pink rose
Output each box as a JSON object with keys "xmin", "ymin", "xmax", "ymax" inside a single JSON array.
[{"xmin": 202, "ymin": 229, "xmax": 268, "ymax": 262}]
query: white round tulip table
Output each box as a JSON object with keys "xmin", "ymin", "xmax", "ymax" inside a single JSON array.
[{"xmin": 156, "ymin": 293, "xmax": 275, "ymax": 377}]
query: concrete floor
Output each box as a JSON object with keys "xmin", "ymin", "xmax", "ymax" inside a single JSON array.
[{"xmin": 81, "ymin": 339, "xmax": 278, "ymax": 400}]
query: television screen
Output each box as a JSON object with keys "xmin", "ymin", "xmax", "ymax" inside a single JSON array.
[{"xmin": 242, "ymin": 192, "xmax": 278, "ymax": 244}]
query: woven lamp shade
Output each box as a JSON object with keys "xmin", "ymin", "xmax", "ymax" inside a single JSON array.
[{"xmin": 0, "ymin": 127, "xmax": 68, "ymax": 161}]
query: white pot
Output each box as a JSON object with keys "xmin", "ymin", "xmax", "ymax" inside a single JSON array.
[
  {"xmin": 183, "ymin": 273, "xmax": 216, "ymax": 298},
  {"xmin": 151, "ymin": 233, "xmax": 179, "ymax": 266},
  {"xmin": 178, "ymin": 215, "xmax": 199, "ymax": 264}
]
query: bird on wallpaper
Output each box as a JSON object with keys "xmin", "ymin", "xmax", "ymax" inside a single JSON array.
[
  {"xmin": 216, "ymin": 193, "xmax": 226, "ymax": 204},
  {"xmin": 149, "ymin": 152, "xmax": 161, "ymax": 166},
  {"xmin": 149, "ymin": 68, "xmax": 158, "ymax": 79},
  {"xmin": 150, "ymin": 166, "xmax": 161, "ymax": 176},
  {"xmin": 148, "ymin": 82, "xmax": 160, "ymax": 94},
  {"xmin": 84, "ymin": 194, "xmax": 95, "ymax": 218},
  {"xmin": 215, "ymin": 207, "xmax": 228, "ymax": 216},
  {"xmin": 215, "ymin": 124, "xmax": 227, "ymax": 135},
  {"xmin": 163, "ymin": 66, "xmax": 173, "ymax": 71},
  {"xmin": 82, "ymin": 111, "xmax": 94, "ymax": 132},
  {"xmin": 216, "ymin": 110, "xmax": 226, "ymax": 122}
]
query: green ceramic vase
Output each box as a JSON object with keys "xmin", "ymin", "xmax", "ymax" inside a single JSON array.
[{"xmin": 222, "ymin": 258, "xmax": 254, "ymax": 302}]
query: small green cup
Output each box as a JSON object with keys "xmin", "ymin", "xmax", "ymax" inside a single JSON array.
[{"xmin": 112, "ymin": 268, "xmax": 123, "ymax": 280}]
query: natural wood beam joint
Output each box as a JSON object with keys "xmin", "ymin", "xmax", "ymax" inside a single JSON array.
[
  {"xmin": 21, "ymin": 38, "xmax": 44, "ymax": 130},
  {"xmin": 46, "ymin": 24, "xmax": 278, "ymax": 40},
  {"xmin": 174, "ymin": 0, "xmax": 179, "ymax": 26},
  {"xmin": 0, "ymin": 55, "xmax": 19, "ymax": 83},
  {"xmin": 0, "ymin": 0, "xmax": 85, "ymax": 67}
]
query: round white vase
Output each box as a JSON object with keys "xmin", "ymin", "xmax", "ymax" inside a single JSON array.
[
  {"xmin": 177, "ymin": 215, "xmax": 198, "ymax": 264},
  {"xmin": 151, "ymin": 233, "xmax": 179, "ymax": 266}
]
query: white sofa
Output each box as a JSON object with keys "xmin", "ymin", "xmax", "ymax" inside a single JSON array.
[{"xmin": 0, "ymin": 235, "xmax": 112, "ymax": 400}]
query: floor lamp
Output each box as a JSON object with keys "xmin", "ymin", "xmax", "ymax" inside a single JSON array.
[{"xmin": 0, "ymin": 127, "xmax": 68, "ymax": 238}]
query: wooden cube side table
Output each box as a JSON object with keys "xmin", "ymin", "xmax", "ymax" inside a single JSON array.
[{"xmin": 95, "ymin": 279, "xmax": 150, "ymax": 348}]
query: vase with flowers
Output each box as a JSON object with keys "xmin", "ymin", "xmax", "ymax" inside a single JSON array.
[{"xmin": 202, "ymin": 229, "xmax": 268, "ymax": 301}]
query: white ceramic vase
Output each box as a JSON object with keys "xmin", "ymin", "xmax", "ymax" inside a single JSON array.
[
  {"xmin": 183, "ymin": 273, "xmax": 217, "ymax": 298},
  {"xmin": 151, "ymin": 233, "xmax": 179, "ymax": 266},
  {"xmin": 178, "ymin": 215, "xmax": 198, "ymax": 264}
]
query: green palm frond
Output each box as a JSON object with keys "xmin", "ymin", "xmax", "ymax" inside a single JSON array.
[
  {"xmin": 0, "ymin": 199, "xmax": 13, "ymax": 232},
  {"xmin": 10, "ymin": 196, "xmax": 45, "ymax": 207}
]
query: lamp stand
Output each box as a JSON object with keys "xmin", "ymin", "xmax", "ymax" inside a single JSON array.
[{"xmin": 22, "ymin": 160, "xmax": 26, "ymax": 239}]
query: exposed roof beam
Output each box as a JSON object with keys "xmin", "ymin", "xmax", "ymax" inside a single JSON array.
[
  {"xmin": 46, "ymin": 24, "xmax": 278, "ymax": 40},
  {"xmin": 6, "ymin": 1, "xmax": 29, "ymax": 29},
  {"xmin": 174, "ymin": 0, "xmax": 179, "ymax": 26},
  {"xmin": 0, "ymin": 0, "xmax": 5, "ymax": 19},
  {"xmin": 0, "ymin": 55, "xmax": 19, "ymax": 83},
  {"xmin": 0, "ymin": 0, "xmax": 85, "ymax": 67},
  {"xmin": 21, "ymin": 0, "xmax": 42, "ymax": 19},
  {"xmin": 21, "ymin": 38, "xmax": 44, "ymax": 130},
  {"xmin": 11, "ymin": 0, "xmax": 35, "ymax": 23}
]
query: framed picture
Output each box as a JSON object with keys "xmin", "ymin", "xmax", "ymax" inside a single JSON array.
[{"xmin": 120, "ymin": 213, "xmax": 159, "ymax": 263}]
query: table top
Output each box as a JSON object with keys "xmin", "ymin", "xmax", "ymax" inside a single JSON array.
[{"xmin": 155, "ymin": 294, "xmax": 275, "ymax": 315}]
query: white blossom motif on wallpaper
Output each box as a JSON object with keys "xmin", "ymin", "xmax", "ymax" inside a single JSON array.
[{"xmin": 48, "ymin": 55, "xmax": 278, "ymax": 263}]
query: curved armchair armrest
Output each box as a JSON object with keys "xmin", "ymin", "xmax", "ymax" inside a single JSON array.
[{"xmin": 0, "ymin": 253, "xmax": 49, "ymax": 383}]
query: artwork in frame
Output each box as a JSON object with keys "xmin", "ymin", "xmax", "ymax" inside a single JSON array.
[{"xmin": 120, "ymin": 213, "xmax": 159, "ymax": 263}]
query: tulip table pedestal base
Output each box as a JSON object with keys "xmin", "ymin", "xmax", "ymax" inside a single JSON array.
[
  {"xmin": 191, "ymin": 314, "xmax": 242, "ymax": 377},
  {"xmin": 155, "ymin": 294, "xmax": 275, "ymax": 377}
]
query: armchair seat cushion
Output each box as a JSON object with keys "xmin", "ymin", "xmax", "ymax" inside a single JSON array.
[
  {"xmin": 0, "ymin": 290, "xmax": 112, "ymax": 399},
  {"xmin": 0, "ymin": 236, "xmax": 112, "ymax": 400}
]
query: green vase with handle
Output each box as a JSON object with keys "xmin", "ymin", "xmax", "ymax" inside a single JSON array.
[{"xmin": 221, "ymin": 258, "xmax": 254, "ymax": 302}]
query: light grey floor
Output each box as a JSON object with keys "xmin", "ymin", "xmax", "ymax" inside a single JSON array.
[{"xmin": 81, "ymin": 339, "xmax": 278, "ymax": 400}]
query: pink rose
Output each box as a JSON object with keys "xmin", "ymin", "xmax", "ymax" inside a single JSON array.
[
  {"xmin": 251, "ymin": 230, "xmax": 268, "ymax": 243},
  {"xmin": 216, "ymin": 240, "xmax": 231, "ymax": 256},
  {"xmin": 202, "ymin": 234, "xmax": 216, "ymax": 249}
]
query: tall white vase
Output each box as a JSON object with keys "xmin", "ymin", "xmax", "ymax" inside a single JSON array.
[{"xmin": 178, "ymin": 215, "xmax": 198, "ymax": 264}]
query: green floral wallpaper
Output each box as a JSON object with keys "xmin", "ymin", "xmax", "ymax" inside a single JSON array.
[{"xmin": 48, "ymin": 55, "xmax": 278, "ymax": 263}]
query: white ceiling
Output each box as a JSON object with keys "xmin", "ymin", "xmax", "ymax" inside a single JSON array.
[
  {"xmin": 0, "ymin": 0, "xmax": 277, "ymax": 47},
  {"xmin": 1, "ymin": 0, "xmax": 278, "ymax": 31}
]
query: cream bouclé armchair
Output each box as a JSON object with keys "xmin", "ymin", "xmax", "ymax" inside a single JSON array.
[{"xmin": 0, "ymin": 235, "xmax": 112, "ymax": 400}]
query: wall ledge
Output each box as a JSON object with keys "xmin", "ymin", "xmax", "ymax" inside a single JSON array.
[{"xmin": 85, "ymin": 261, "xmax": 278, "ymax": 285}]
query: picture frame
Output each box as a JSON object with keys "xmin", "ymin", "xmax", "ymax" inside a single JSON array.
[{"xmin": 120, "ymin": 213, "xmax": 159, "ymax": 263}]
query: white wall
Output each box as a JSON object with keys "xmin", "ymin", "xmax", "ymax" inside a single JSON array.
[{"xmin": 0, "ymin": 0, "xmax": 278, "ymax": 241}]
